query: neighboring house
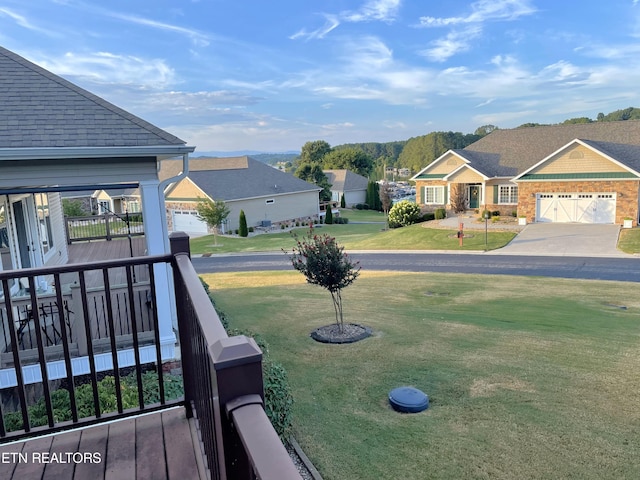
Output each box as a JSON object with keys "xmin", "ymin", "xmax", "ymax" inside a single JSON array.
[
  {"xmin": 411, "ymin": 121, "xmax": 640, "ymax": 225},
  {"xmin": 164, "ymin": 156, "xmax": 321, "ymax": 233},
  {"xmin": 0, "ymin": 46, "xmax": 193, "ymax": 358},
  {"xmin": 61, "ymin": 188, "xmax": 141, "ymax": 215},
  {"xmin": 324, "ymin": 169, "xmax": 369, "ymax": 207}
]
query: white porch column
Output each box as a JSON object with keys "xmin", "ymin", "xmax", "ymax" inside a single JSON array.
[{"xmin": 139, "ymin": 179, "xmax": 176, "ymax": 360}]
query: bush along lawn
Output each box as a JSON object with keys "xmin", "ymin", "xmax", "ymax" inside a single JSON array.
[
  {"xmin": 3, "ymin": 370, "xmax": 184, "ymax": 432},
  {"xmin": 200, "ymin": 277, "xmax": 294, "ymax": 439}
]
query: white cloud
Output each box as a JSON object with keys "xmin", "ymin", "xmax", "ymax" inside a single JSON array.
[
  {"xmin": 418, "ymin": 0, "xmax": 536, "ymax": 28},
  {"xmin": 105, "ymin": 12, "xmax": 210, "ymax": 46},
  {"xmin": 0, "ymin": 7, "xmax": 56, "ymax": 36},
  {"xmin": 342, "ymin": 0, "xmax": 402, "ymax": 23},
  {"xmin": 419, "ymin": 26, "xmax": 482, "ymax": 62},
  {"xmin": 291, "ymin": 0, "xmax": 401, "ymax": 41},
  {"xmin": 289, "ymin": 14, "xmax": 340, "ymax": 41},
  {"xmin": 34, "ymin": 51, "xmax": 176, "ymax": 89}
]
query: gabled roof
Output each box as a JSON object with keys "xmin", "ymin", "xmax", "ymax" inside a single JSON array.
[
  {"xmin": 461, "ymin": 120, "xmax": 640, "ymax": 177},
  {"xmin": 324, "ymin": 169, "xmax": 369, "ymax": 192},
  {"xmin": 514, "ymin": 139, "xmax": 640, "ymax": 181},
  {"xmin": 0, "ymin": 46, "xmax": 186, "ymax": 149},
  {"xmin": 166, "ymin": 156, "xmax": 320, "ymax": 201}
]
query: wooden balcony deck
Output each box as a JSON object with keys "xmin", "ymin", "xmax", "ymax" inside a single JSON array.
[
  {"xmin": 65, "ymin": 237, "xmax": 149, "ymax": 287},
  {"xmin": 67, "ymin": 237, "xmax": 147, "ymax": 264},
  {"xmin": 0, "ymin": 407, "xmax": 204, "ymax": 480}
]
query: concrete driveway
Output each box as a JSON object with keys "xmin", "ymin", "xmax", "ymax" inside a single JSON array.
[{"xmin": 493, "ymin": 223, "xmax": 630, "ymax": 257}]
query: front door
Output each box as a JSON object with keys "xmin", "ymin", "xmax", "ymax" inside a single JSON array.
[
  {"xmin": 468, "ymin": 186, "xmax": 480, "ymax": 209},
  {"xmin": 12, "ymin": 198, "xmax": 36, "ymax": 268}
]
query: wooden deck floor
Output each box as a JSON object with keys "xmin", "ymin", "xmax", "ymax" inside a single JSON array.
[
  {"xmin": 64, "ymin": 237, "xmax": 149, "ymax": 288},
  {"xmin": 0, "ymin": 407, "xmax": 204, "ymax": 480},
  {"xmin": 67, "ymin": 237, "xmax": 147, "ymax": 264}
]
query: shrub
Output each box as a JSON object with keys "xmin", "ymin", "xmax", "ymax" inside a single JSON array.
[
  {"xmin": 355, "ymin": 203, "xmax": 364, "ymax": 210},
  {"xmin": 511, "ymin": 211, "xmax": 518, "ymax": 217},
  {"xmin": 362, "ymin": 203, "xmax": 370, "ymax": 210},
  {"xmin": 422, "ymin": 212, "xmax": 435, "ymax": 222},
  {"xmin": 239, "ymin": 210, "xmax": 248, "ymax": 237},
  {"xmin": 434, "ymin": 208, "xmax": 446, "ymax": 220},
  {"xmin": 325, "ymin": 207, "xmax": 333, "ymax": 224},
  {"xmin": 340, "ymin": 194, "xmax": 346, "ymax": 208},
  {"xmin": 388, "ymin": 200, "xmax": 422, "ymax": 228},
  {"xmin": 296, "ymin": 221, "xmax": 300, "ymax": 226},
  {"xmin": 62, "ymin": 199, "xmax": 88, "ymax": 217},
  {"xmin": 203, "ymin": 273, "xmax": 294, "ymax": 439},
  {"xmin": 3, "ymin": 371, "xmax": 183, "ymax": 432},
  {"xmin": 333, "ymin": 217, "xmax": 349, "ymax": 224},
  {"xmin": 281, "ymin": 224, "xmax": 286, "ymax": 229},
  {"xmin": 248, "ymin": 226, "xmax": 254, "ymax": 233},
  {"xmin": 492, "ymin": 210, "xmax": 500, "ymax": 217}
]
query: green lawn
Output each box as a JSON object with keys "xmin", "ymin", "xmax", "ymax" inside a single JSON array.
[
  {"xmin": 190, "ymin": 222, "xmax": 516, "ymax": 254},
  {"xmin": 618, "ymin": 228, "xmax": 640, "ymax": 254},
  {"xmin": 338, "ymin": 208, "xmax": 388, "ymax": 223},
  {"xmin": 204, "ymin": 271, "xmax": 640, "ymax": 480}
]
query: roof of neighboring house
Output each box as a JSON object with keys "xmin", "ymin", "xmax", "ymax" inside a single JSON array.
[
  {"xmin": 165, "ymin": 156, "xmax": 321, "ymax": 201},
  {"xmin": 60, "ymin": 187, "xmax": 140, "ymax": 199},
  {"xmin": 455, "ymin": 120, "xmax": 640, "ymax": 178},
  {"xmin": 0, "ymin": 46, "xmax": 186, "ymax": 148},
  {"xmin": 324, "ymin": 169, "xmax": 369, "ymax": 192}
]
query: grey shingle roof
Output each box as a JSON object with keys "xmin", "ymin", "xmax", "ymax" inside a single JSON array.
[
  {"xmin": 462, "ymin": 121, "xmax": 640, "ymax": 177},
  {"xmin": 171, "ymin": 156, "xmax": 320, "ymax": 201},
  {"xmin": 324, "ymin": 169, "xmax": 369, "ymax": 192},
  {"xmin": 0, "ymin": 46, "xmax": 186, "ymax": 148}
]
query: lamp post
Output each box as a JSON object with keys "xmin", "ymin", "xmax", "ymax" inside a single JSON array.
[{"xmin": 484, "ymin": 210, "xmax": 490, "ymax": 250}]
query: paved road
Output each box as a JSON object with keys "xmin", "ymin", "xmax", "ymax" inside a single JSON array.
[{"xmin": 193, "ymin": 252, "xmax": 640, "ymax": 283}]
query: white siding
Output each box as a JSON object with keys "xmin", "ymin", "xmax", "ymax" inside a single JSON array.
[{"xmin": 0, "ymin": 157, "xmax": 158, "ymax": 188}]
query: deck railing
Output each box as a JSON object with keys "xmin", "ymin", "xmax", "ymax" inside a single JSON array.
[
  {"xmin": 0, "ymin": 234, "xmax": 301, "ymax": 479},
  {"xmin": 170, "ymin": 233, "xmax": 301, "ymax": 480},
  {"xmin": 64, "ymin": 212, "xmax": 144, "ymax": 243},
  {"xmin": 0, "ymin": 253, "xmax": 178, "ymax": 440}
]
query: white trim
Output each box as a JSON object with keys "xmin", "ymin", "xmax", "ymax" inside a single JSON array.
[
  {"xmin": 443, "ymin": 163, "xmax": 489, "ymax": 181},
  {"xmin": 410, "ymin": 150, "xmax": 469, "ymax": 180},
  {"xmin": 0, "ymin": 335, "xmax": 176, "ymax": 389},
  {"xmin": 0, "ymin": 145, "xmax": 195, "ymax": 161},
  {"xmin": 423, "ymin": 185, "xmax": 445, "ymax": 204}
]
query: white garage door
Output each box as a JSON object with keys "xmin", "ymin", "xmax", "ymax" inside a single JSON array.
[
  {"xmin": 172, "ymin": 210, "xmax": 208, "ymax": 233},
  {"xmin": 536, "ymin": 193, "xmax": 616, "ymax": 223}
]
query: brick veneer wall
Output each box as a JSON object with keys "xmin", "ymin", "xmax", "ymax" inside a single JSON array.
[{"xmin": 517, "ymin": 180, "xmax": 640, "ymax": 225}]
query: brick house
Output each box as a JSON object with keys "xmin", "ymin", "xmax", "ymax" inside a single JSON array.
[{"xmin": 411, "ymin": 121, "xmax": 640, "ymax": 225}]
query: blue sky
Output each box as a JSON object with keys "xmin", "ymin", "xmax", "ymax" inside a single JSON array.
[{"xmin": 2, "ymin": 1, "xmax": 640, "ymax": 153}]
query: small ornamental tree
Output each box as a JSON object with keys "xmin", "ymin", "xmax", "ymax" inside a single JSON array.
[
  {"xmin": 388, "ymin": 200, "xmax": 421, "ymax": 228},
  {"xmin": 340, "ymin": 193, "xmax": 346, "ymax": 208},
  {"xmin": 379, "ymin": 181, "xmax": 393, "ymax": 214},
  {"xmin": 239, "ymin": 210, "xmax": 248, "ymax": 237},
  {"xmin": 196, "ymin": 198, "xmax": 230, "ymax": 245},
  {"xmin": 286, "ymin": 230, "xmax": 360, "ymax": 333},
  {"xmin": 62, "ymin": 199, "xmax": 87, "ymax": 217},
  {"xmin": 325, "ymin": 205, "xmax": 333, "ymax": 224}
]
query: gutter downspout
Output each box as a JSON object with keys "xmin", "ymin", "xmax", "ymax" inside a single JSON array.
[
  {"xmin": 158, "ymin": 152, "xmax": 190, "ymax": 253},
  {"xmin": 156, "ymin": 152, "xmax": 190, "ymax": 337}
]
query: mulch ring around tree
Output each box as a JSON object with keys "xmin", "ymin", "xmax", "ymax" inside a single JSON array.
[{"xmin": 310, "ymin": 323, "xmax": 372, "ymax": 344}]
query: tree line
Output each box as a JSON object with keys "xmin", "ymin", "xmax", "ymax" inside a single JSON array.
[{"xmin": 288, "ymin": 106, "xmax": 640, "ymax": 181}]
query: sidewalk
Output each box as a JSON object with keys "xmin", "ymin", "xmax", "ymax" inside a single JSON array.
[{"xmin": 432, "ymin": 213, "xmax": 525, "ymax": 232}]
